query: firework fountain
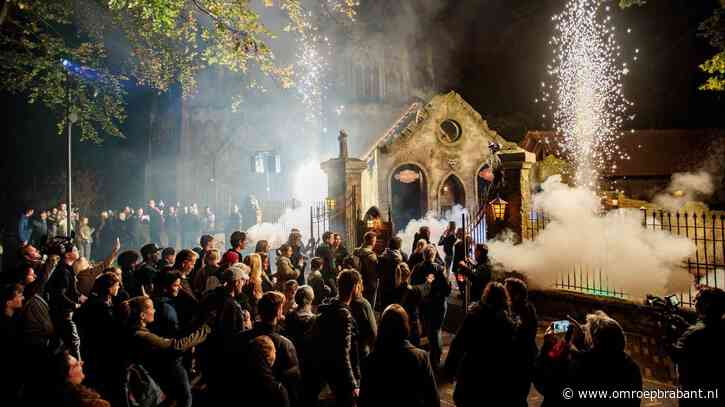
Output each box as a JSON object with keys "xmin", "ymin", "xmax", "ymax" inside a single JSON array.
[{"xmin": 488, "ymin": 0, "xmax": 696, "ymax": 298}]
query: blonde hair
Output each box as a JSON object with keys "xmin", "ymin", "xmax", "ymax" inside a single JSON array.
[
  {"xmin": 205, "ymin": 248, "xmax": 221, "ymax": 265},
  {"xmin": 73, "ymin": 257, "xmax": 90, "ymax": 274},
  {"xmin": 247, "ymin": 253, "xmax": 264, "ymax": 299},
  {"xmin": 415, "ymin": 239, "xmax": 426, "ymax": 253},
  {"xmin": 395, "ymin": 262, "xmax": 411, "ymax": 288}
]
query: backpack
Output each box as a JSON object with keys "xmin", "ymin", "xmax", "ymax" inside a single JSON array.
[{"xmin": 124, "ymin": 363, "xmax": 163, "ymax": 407}]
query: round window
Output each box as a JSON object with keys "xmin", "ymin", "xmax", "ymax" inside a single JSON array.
[{"xmin": 439, "ymin": 119, "xmax": 462, "ymax": 144}]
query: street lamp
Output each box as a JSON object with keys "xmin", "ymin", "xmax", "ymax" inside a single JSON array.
[
  {"xmin": 489, "ymin": 196, "xmax": 508, "ymax": 222},
  {"xmin": 61, "ymin": 58, "xmax": 100, "ymax": 237}
]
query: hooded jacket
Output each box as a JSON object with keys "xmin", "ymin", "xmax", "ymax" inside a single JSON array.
[{"xmin": 275, "ymin": 256, "xmax": 300, "ymax": 289}]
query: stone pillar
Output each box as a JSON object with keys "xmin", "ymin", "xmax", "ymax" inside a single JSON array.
[
  {"xmin": 321, "ymin": 130, "xmax": 367, "ymax": 247},
  {"xmin": 488, "ymin": 150, "xmax": 536, "ymax": 243}
]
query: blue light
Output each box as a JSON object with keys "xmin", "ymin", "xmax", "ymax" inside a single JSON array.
[{"xmin": 61, "ymin": 58, "xmax": 102, "ymax": 82}]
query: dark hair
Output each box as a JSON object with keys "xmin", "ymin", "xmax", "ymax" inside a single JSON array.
[
  {"xmin": 1, "ymin": 283, "xmax": 22, "ymax": 307},
  {"xmin": 482, "ymin": 282, "xmax": 510, "ymax": 312},
  {"xmin": 322, "ymin": 231, "xmax": 333, "ymax": 242},
  {"xmin": 310, "ymin": 257, "xmax": 323, "ymax": 270},
  {"xmin": 230, "ymin": 231, "xmax": 246, "ymax": 248},
  {"xmin": 92, "ymin": 272, "xmax": 121, "ymax": 297},
  {"xmin": 200, "ymin": 234, "xmax": 215, "ymax": 248},
  {"xmin": 337, "ymin": 269, "xmax": 362, "ymax": 300},
  {"xmin": 279, "ymin": 243, "xmax": 292, "ymax": 256},
  {"xmin": 117, "ymin": 250, "xmax": 141, "ymax": 270},
  {"xmin": 695, "ymin": 286, "xmax": 725, "ymax": 322},
  {"xmin": 161, "ymin": 247, "xmax": 176, "ymax": 258},
  {"xmin": 376, "ymin": 304, "xmax": 410, "ymax": 350},
  {"xmin": 388, "ymin": 236, "xmax": 402, "ymax": 250},
  {"xmin": 157, "ymin": 270, "xmax": 182, "ymax": 292},
  {"xmin": 363, "ymin": 231, "xmax": 376, "ymax": 245},
  {"xmin": 504, "ymin": 277, "xmax": 528, "ymax": 302},
  {"xmin": 174, "ymin": 249, "xmax": 197, "ymax": 269},
  {"xmin": 342, "ymin": 255, "xmax": 357, "ymax": 270},
  {"xmin": 258, "ymin": 291, "xmax": 285, "ymax": 322}
]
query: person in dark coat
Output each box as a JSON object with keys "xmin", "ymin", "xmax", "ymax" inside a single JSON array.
[
  {"xmin": 506, "ymin": 277, "xmax": 539, "ymax": 407},
  {"xmin": 135, "ymin": 243, "xmax": 160, "ymax": 296},
  {"xmin": 407, "ymin": 238, "xmax": 427, "ymax": 270},
  {"xmin": 246, "ymin": 335, "xmax": 291, "ymax": 407},
  {"xmin": 289, "ymin": 231, "xmax": 308, "ymax": 285},
  {"xmin": 45, "ymin": 240, "xmax": 83, "ymax": 359},
  {"xmin": 443, "ymin": 282, "xmax": 517, "ymax": 407},
  {"xmin": 30, "ymin": 210, "xmax": 49, "ymax": 248},
  {"xmin": 148, "ymin": 200, "xmax": 164, "ymax": 246},
  {"xmin": 359, "ymin": 304, "xmax": 440, "ymax": 407},
  {"xmin": 437, "ymin": 221, "xmax": 456, "ymax": 272},
  {"xmin": 283, "ymin": 285, "xmax": 317, "ymax": 368},
  {"xmin": 350, "ymin": 281, "xmax": 377, "ymax": 359},
  {"xmin": 378, "ymin": 236, "xmax": 408, "ymax": 309},
  {"xmin": 332, "ymin": 233, "xmax": 349, "ymax": 274},
  {"xmin": 670, "ymin": 287, "xmax": 725, "ymax": 407},
  {"xmin": 390, "ymin": 262, "xmax": 432, "ymax": 346},
  {"xmin": 114, "ymin": 212, "xmax": 133, "ymax": 249},
  {"xmin": 411, "ymin": 245, "xmax": 451, "ymax": 369},
  {"xmin": 1, "ymin": 283, "xmax": 25, "ymax": 404},
  {"xmin": 233, "ymin": 291, "xmax": 301, "ymax": 405},
  {"xmin": 165, "ymin": 206, "xmax": 181, "ymax": 249},
  {"xmin": 315, "ymin": 231, "xmax": 336, "ymax": 288},
  {"xmin": 353, "ymin": 231, "xmax": 379, "ymax": 306},
  {"xmin": 75, "ymin": 272, "xmax": 124, "ymax": 404},
  {"xmin": 302, "ymin": 270, "xmax": 362, "ymax": 407},
  {"xmin": 533, "ymin": 311, "xmax": 642, "ymax": 407}
]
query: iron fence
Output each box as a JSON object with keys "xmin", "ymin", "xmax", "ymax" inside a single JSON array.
[
  {"xmin": 641, "ymin": 208, "xmax": 725, "ymax": 307},
  {"xmin": 527, "ymin": 207, "xmax": 725, "ymax": 305},
  {"xmin": 554, "ymin": 265, "xmax": 628, "ymax": 299}
]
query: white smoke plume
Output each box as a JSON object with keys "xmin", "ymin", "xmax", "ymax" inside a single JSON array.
[
  {"xmin": 653, "ymin": 171, "xmax": 714, "ymax": 211},
  {"xmin": 245, "ymin": 206, "xmax": 313, "ymax": 250},
  {"xmin": 396, "ymin": 205, "xmax": 469, "ymax": 257},
  {"xmin": 488, "ymin": 176, "xmax": 696, "ymax": 298}
]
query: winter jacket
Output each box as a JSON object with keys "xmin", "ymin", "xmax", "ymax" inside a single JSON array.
[
  {"xmin": 46, "ymin": 262, "xmax": 81, "ymax": 316},
  {"xmin": 275, "ymin": 256, "xmax": 300, "ymax": 289},
  {"xmin": 77, "ymin": 252, "xmax": 117, "ymax": 297},
  {"xmin": 670, "ymin": 320, "xmax": 725, "ymax": 407},
  {"xmin": 306, "ymin": 298, "xmax": 361, "ymax": 390},
  {"xmin": 411, "ymin": 260, "xmax": 451, "ymax": 317},
  {"xmin": 350, "ymin": 297, "xmax": 377, "ymax": 358},
  {"xmin": 360, "ymin": 340, "xmax": 440, "ymax": 407},
  {"xmin": 378, "ymin": 248, "xmax": 408, "ymax": 308},
  {"xmin": 444, "ymin": 303, "xmax": 517, "ymax": 407},
  {"xmin": 314, "ymin": 243, "xmax": 336, "ymax": 282},
  {"xmin": 18, "ymin": 214, "xmax": 32, "ymax": 243},
  {"xmin": 22, "ymin": 293, "xmax": 55, "ymax": 348},
  {"xmin": 353, "ymin": 245, "xmax": 379, "ymax": 304},
  {"xmin": 307, "ymin": 270, "xmax": 331, "ymax": 305}
]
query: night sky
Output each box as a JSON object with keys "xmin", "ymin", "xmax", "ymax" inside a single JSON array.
[{"xmin": 3, "ymin": 0, "xmax": 724, "ymax": 229}]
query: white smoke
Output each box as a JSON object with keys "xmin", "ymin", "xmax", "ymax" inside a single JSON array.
[
  {"xmin": 653, "ymin": 171, "xmax": 714, "ymax": 211},
  {"xmin": 245, "ymin": 206, "xmax": 313, "ymax": 249},
  {"xmin": 396, "ymin": 205, "xmax": 469, "ymax": 257},
  {"xmin": 488, "ymin": 176, "xmax": 696, "ymax": 298}
]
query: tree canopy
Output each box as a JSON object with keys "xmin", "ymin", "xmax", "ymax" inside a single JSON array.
[{"xmin": 0, "ymin": 0, "xmax": 357, "ymax": 141}]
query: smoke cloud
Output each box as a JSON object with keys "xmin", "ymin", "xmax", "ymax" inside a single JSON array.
[
  {"xmin": 653, "ymin": 171, "xmax": 715, "ymax": 211},
  {"xmin": 396, "ymin": 205, "xmax": 469, "ymax": 257},
  {"xmin": 488, "ymin": 176, "xmax": 696, "ymax": 298}
]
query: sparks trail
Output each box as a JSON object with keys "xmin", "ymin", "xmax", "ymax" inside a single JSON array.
[{"xmin": 541, "ymin": 0, "xmax": 635, "ymax": 188}]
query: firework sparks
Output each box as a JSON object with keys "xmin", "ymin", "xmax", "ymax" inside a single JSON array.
[
  {"xmin": 542, "ymin": 0, "xmax": 635, "ymax": 188},
  {"xmin": 296, "ymin": 21, "xmax": 331, "ymax": 123}
]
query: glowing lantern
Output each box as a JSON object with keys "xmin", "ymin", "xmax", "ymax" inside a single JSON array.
[
  {"xmin": 489, "ymin": 197, "xmax": 508, "ymax": 222},
  {"xmin": 366, "ymin": 219, "xmax": 375, "ymax": 228},
  {"xmin": 325, "ymin": 197, "xmax": 336, "ymax": 210}
]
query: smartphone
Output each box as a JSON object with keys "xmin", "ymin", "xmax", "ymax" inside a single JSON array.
[
  {"xmin": 552, "ymin": 320, "xmax": 571, "ymax": 334},
  {"xmin": 665, "ymin": 294, "xmax": 680, "ymax": 307}
]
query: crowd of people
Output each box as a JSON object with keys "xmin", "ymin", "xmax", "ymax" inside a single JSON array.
[
  {"xmin": 3, "ymin": 204, "xmax": 725, "ymax": 407},
  {"xmin": 14, "ymin": 198, "xmax": 262, "ymax": 264}
]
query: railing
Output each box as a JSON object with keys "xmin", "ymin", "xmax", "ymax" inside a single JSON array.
[
  {"xmin": 527, "ymin": 208, "xmax": 551, "ymax": 241},
  {"xmin": 641, "ymin": 208, "xmax": 725, "ymax": 307},
  {"xmin": 554, "ymin": 265, "xmax": 628, "ymax": 299}
]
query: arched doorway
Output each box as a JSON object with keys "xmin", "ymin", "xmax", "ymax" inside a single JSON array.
[
  {"xmin": 439, "ymin": 174, "xmax": 465, "ymax": 216},
  {"xmin": 390, "ymin": 164, "xmax": 427, "ymax": 232}
]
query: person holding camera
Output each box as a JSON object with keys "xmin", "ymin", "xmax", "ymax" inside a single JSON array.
[{"xmin": 670, "ymin": 287, "xmax": 725, "ymax": 407}]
